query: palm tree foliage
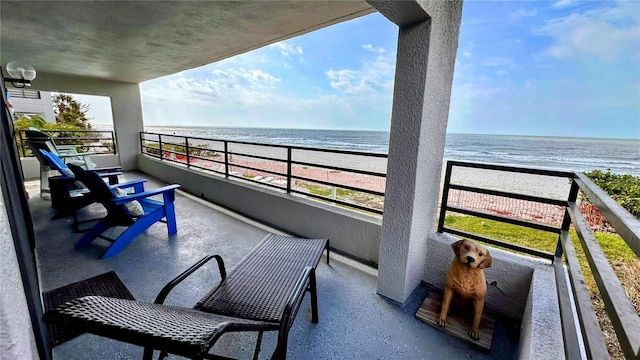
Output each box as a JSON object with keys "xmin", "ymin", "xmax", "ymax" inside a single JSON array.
[{"xmin": 53, "ymin": 93, "xmax": 92, "ymax": 129}]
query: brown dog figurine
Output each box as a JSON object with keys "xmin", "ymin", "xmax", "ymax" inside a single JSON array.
[{"xmin": 436, "ymin": 239, "xmax": 492, "ymax": 339}]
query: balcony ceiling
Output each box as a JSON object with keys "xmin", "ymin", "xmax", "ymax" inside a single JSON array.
[{"xmin": 0, "ymin": 1, "xmax": 373, "ymax": 84}]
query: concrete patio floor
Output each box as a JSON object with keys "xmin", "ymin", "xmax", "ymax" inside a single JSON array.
[{"xmin": 27, "ymin": 171, "xmax": 520, "ymax": 359}]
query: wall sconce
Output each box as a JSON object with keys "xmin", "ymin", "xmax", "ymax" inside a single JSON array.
[{"xmin": 2, "ymin": 61, "xmax": 37, "ymax": 88}]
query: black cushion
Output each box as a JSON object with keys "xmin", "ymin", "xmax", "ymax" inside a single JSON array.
[{"xmin": 68, "ymin": 164, "xmax": 132, "ymax": 226}]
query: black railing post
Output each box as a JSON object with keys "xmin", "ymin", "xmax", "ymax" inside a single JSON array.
[
  {"xmin": 18, "ymin": 130, "xmax": 26, "ymax": 157},
  {"xmin": 224, "ymin": 141, "xmax": 229, "ymax": 178},
  {"xmin": 136, "ymin": 133, "xmax": 387, "ymax": 214},
  {"xmin": 556, "ymin": 180, "xmax": 580, "ymax": 259},
  {"xmin": 111, "ymin": 131, "xmax": 116, "ymax": 154},
  {"xmin": 437, "ymin": 161, "xmax": 454, "ymax": 233},
  {"xmin": 139, "ymin": 132, "xmax": 143, "ymax": 154},
  {"xmin": 158, "ymin": 134, "xmax": 163, "ymax": 161},
  {"xmin": 185, "ymin": 138, "xmax": 191, "ymax": 168},
  {"xmin": 287, "ymin": 147, "xmax": 292, "ymax": 193}
]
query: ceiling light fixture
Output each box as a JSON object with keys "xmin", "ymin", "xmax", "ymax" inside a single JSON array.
[{"xmin": 2, "ymin": 61, "xmax": 37, "ymax": 88}]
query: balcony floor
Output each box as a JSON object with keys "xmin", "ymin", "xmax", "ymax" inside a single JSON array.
[{"xmin": 28, "ymin": 171, "xmax": 520, "ymax": 359}]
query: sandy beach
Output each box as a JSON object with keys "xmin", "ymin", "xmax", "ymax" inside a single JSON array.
[
  {"xmin": 185, "ymin": 142, "xmax": 571, "ymax": 195},
  {"xmin": 167, "ymin": 142, "xmax": 585, "ymax": 227}
]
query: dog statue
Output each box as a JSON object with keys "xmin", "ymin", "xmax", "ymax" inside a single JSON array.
[{"xmin": 436, "ymin": 239, "xmax": 492, "ymax": 339}]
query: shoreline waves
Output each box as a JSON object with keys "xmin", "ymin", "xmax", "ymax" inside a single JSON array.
[
  {"xmin": 134, "ymin": 126, "xmax": 639, "ymax": 177},
  {"xmin": 134, "ymin": 125, "xmax": 634, "ymax": 228}
]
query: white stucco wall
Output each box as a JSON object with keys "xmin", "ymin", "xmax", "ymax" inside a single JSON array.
[
  {"xmin": 424, "ymin": 232, "xmax": 536, "ymax": 321},
  {"xmin": 0, "ymin": 187, "xmax": 38, "ymax": 360},
  {"xmin": 27, "ymin": 73, "xmax": 143, "ymax": 171},
  {"xmin": 138, "ymin": 155, "xmax": 383, "ymax": 264},
  {"xmin": 517, "ymin": 265, "xmax": 566, "ymax": 360},
  {"xmin": 10, "ymin": 91, "xmax": 56, "ymax": 122},
  {"xmin": 424, "ymin": 232, "xmax": 565, "ymax": 359}
]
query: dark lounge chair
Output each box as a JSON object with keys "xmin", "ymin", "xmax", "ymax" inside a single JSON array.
[
  {"xmin": 44, "ymin": 233, "xmax": 329, "ymax": 359},
  {"xmin": 43, "ymin": 266, "xmax": 277, "ymax": 360},
  {"xmin": 67, "ymin": 164, "xmax": 180, "ymax": 258},
  {"xmin": 25, "ymin": 128, "xmax": 98, "ymax": 168},
  {"xmin": 25, "ymin": 129, "xmax": 115, "ymax": 194}
]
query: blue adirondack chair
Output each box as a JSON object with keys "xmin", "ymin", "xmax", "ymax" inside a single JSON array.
[
  {"xmin": 39, "ymin": 149, "xmax": 144, "ymax": 230},
  {"xmin": 39, "ymin": 149, "xmax": 120, "ymax": 185},
  {"xmin": 67, "ymin": 164, "xmax": 181, "ymax": 259}
]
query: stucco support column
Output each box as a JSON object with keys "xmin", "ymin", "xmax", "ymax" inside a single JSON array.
[
  {"xmin": 28, "ymin": 73, "xmax": 143, "ymax": 171},
  {"xmin": 368, "ymin": 0, "xmax": 462, "ymax": 303},
  {"xmin": 109, "ymin": 84, "xmax": 143, "ymax": 171}
]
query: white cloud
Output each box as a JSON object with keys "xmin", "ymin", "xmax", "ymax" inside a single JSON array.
[
  {"xmin": 482, "ymin": 57, "xmax": 515, "ymax": 68},
  {"xmin": 142, "ymin": 56, "xmax": 393, "ymax": 129},
  {"xmin": 142, "ymin": 76, "xmax": 390, "ymax": 129},
  {"xmin": 211, "ymin": 68, "xmax": 280, "ymax": 89},
  {"xmin": 537, "ymin": 2, "xmax": 640, "ymax": 62},
  {"xmin": 362, "ymin": 44, "xmax": 386, "ymax": 54},
  {"xmin": 552, "ymin": 0, "xmax": 577, "ymax": 9},
  {"xmin": 326, "ymin": 53, "xmax": 394, "ymax": 96},
  {"xmin": 460, "ymin": 41, "xmax": 474, "ymax": 59},
  {"xmin": 269, "ymin": 41, "xmax": 303, "ymax": 58},
  {"xmin": 326, "ymin": 69, "xmax": 358, "ymax": 93},
  {"xmin": 510, "ymin": 9, "xmax": 538, "ymax": 21},
  {"xmin": 139, "ymin": 13, "xmax": 399, "ymax": 130},
  {"xmin": 143, "ymin": 67, "xmax": 281, "ymax": 109}
]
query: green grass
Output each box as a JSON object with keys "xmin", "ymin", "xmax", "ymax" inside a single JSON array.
[
  {"xmin": 444, "ymin": 215, "xmax": 637, "ymax": 292},
  {"xmin": 295, "ymin": 182, "xmax": 383, "ymax": 213},
  {"xmin": 588, "ymin": 231, "xmax": 637, "ymax": 262},
  {"xmin": 298, "ymin": 183, "xmax": 332, "ymax": 197},
  {"xmin": 299, "ymin": 183, "xmax": 360, "ymax": 198},
  {"xmin": 444, "ymin": 215, "xmax": 635, "ymax": 260},
  {"xmin": 444, "ymin": 215, "xmax": 559, "ymax": 253}
]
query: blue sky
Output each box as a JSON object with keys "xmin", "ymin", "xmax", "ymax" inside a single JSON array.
[{"xmin": 88, "ymin": 0, "xmax": 639, "ymax": 139}]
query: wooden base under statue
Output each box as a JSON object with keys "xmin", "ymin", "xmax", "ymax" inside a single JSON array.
[{"xmin": 415, "ymin": 293, "xmax": 495, "ymax": 351}]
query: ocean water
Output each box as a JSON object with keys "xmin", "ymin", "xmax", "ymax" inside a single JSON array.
[
  {"xmin": 444, "ymin": 133, "xmax": 639, "ymax": 176},
  {"xmin": 136, "ymin": 126, "xmax": 639, "ymax": 176}
]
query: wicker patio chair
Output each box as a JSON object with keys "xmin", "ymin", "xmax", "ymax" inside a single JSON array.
[
  {"xmin": 43, "ymin": 258, "xmax": 277, "ymax": 360},
  {"xmin": 44, "ymin": 234, "xmax": 329, "ymax": 360}
]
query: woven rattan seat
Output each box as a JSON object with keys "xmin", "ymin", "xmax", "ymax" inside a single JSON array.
[
  {"xmin": 196, "ymin": 233, "xmax": 329, "ymax": 323},
  {"xmin": 48, "ymin": 296, "xmax": 277, "ymax": 359},
  {"xmin": 42, "ymin": 271, "xmax": 134, "ymax": 345},
  {"xmin": 44, "ymin": 233, "xmax": 329, "ymax": 359}
]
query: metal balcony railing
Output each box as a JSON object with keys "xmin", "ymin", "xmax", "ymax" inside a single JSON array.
[
  {"xmin": 16, "ymin": 129, "xmax": 117, "ymax": 157},
  {"xmin": 438, "ymin": 160, "xmax": 640, "ymax": 360},
  {"xmin": 141, "ymin": 131, "xmax": 639, "ymax": 358},
  {"xmin": 140, "ymin": 131, "xmax": 387, "ymax": 215}
]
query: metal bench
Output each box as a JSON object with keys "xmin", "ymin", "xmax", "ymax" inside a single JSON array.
[{"xmin": 44, "ymin": 233, "xmax": 329, "ymax": 360}]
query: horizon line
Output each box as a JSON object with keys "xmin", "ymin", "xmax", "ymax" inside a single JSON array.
[{"xmin": 89, "ymin": 122, "xmax": 639, "ymax": 141}]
